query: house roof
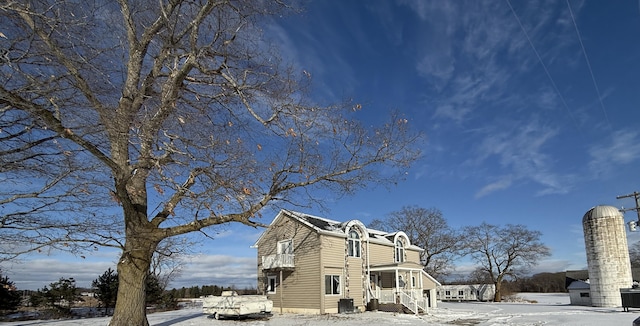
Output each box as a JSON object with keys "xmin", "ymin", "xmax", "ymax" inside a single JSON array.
[{"xmin": 252, "ymin": 209, "xmax": 423, "ymax": 251}]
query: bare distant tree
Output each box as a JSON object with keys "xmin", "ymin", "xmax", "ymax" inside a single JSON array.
[
  {"xmin": 0, "ymin": 1, "xmax": 421, "ymax": 325},
  {"xmin": 150, "ymin": 237, "xmax": 190, "ymax": 290},
  {"xmin": 629, "ymin": 241, "xmax": 640, "ymax": 268},
  {"xmin": 464, "ymin": 223, "xmax": 550, "ymax": 302},
  {"xmin": 369, "ymin": 206, "xmax": 462, "ymax": 279}
]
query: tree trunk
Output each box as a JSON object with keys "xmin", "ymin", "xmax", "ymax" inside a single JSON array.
[
  {"xmin": 109, "ymin": 237, "xmax": 156, "ymax": 326},
  {"xmin": 493, "ymin": 281, "xmax": 502, "ymax": 302}
]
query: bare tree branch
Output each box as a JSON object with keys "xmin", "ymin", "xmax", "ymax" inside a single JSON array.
[
  {"xmin": 0, "ymin": 1, "xmax": 421, "ymax": 325},
  {"xmin": 464, "ymin": 223, "xmax": 551, "ymax": 302},
  {"xmin": 369, "ymin": 206, "xmax": 463, "ymax": 279}
]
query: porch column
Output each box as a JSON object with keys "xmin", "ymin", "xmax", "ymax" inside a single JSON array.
[
  {"xmin": 394, "ymin": 268, "xmax": 400, "ymax": 305},
  {"xmin": 409, "ymin": 270, "xmax": 413, "ymax": 289},
  {"xmin": 395, "ymin": 269, "xmax": 399, "ymax": 293}
]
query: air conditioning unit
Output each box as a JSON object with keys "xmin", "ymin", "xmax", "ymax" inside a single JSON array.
[{"xmin": 338, "ymin": 298, "xmax": 354, "ymax": 313}]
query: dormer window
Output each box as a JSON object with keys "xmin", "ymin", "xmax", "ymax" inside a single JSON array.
[
  {"xmin": 348, "ymin": 229, "xmax": 361, "ymax": 258},
  {"xmin": 395, "ymin": 239, "xmax": 405, "ymax": 263}
]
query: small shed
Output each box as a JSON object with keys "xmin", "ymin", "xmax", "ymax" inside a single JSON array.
[{"xmin": 568, "ymin": 280, "xmax": 591, "ymax": 306}]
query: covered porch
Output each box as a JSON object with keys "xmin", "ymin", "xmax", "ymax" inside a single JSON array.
[{"xmin": 366, "ymin": 262, "xmax": 438, "ymax": 314}]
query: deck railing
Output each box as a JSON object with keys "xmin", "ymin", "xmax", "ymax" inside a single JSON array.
[{"xmin": 261, "ymin": 254, "xmax": 295, "ymax": 269}]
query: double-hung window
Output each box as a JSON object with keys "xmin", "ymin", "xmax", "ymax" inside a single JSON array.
[
  {"xmin": 277, "ymin": 239, "xmax": 293, "ymax": 255},
  {"xmin": 395, "ymin": 240, "xmax": 405, "ymax": 263},
  {"xmin": 324, "ymin": 275, "xmax": 341, "ymax": 295},
  {"xmin": 347, "ymin": 230, "xmax": 361, "ymax": 258}
]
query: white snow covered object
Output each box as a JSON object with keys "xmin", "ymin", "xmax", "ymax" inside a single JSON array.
[{"xmin": 202, "ymin": 291, "xmax": 273, "ymax": 320}]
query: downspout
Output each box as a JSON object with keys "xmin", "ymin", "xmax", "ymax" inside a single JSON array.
[
  {"xmin": 366, "ymin": 236, "xmax": 370, "ymax": 303},
  {"xmin": 279, "ymin": 269, "xmax": 283, "ymax": 314},
  {"xmin": 319, "ymin": 237, "xmax": 324, "ymax": 314}
]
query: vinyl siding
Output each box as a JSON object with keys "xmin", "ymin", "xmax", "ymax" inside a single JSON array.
[
  {"xmin": 406, "ymin": 248, "xmax": 421, "ymax": 263},
  {"xmin": 256, "ymin": 212, "xmax": 435, "ymax": 314},
  {"xmin": 421, "ymin": 272, "xmax": 438, "ymax": 289},
  {"xmin": 368, "ymin": 241, "xmax": 393, "ymax": 265},
  {"xmin": 257, "ymin": 214, "xmax": 322, "ymax": 311},
  {"xmin": 321, "ymin": 235, "xmax": 346, "ymax": 313},
  {"xmin": 346, "ymin": 256, "xmax": 366, "ymax": 309}
]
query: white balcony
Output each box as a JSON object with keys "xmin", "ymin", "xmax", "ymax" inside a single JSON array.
[{"xmin": 261, "ymin": 254, "xmax": 295, "ymax": 270}]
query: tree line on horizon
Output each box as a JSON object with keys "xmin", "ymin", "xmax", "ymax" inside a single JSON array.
[
  {"xmin": 445, "ymin": 271, "xmax": 568, "ymax": 294},
  {"xmin": 0, "ymin": 267, "xmax": 257, "ymax": 320}
]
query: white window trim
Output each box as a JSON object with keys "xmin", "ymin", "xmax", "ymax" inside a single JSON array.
[
  {"xmin": 348, "ymin": 230, "xmax": 361, "ymax": 258},
  {"xmin": 395, "ymin": 239, "xmax": 405, "ymax": 263},
  {"xmin": 277, "ymin": 239, "xmax": 293, "ymax": 254},
  {"xmin": 267, "ymin": 275, "xmax": 277, "ymax": 294},
  {"xmin": 325, "ymin": 274, "xmax": 341, "ymax": 296}
]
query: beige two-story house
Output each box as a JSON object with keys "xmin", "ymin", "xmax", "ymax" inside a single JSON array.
[{"xmin": 252, "ymin": 209, "xmax": 440, "ymax": 314}]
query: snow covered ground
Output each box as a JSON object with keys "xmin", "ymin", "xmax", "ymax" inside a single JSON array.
[{"xmin": 3, "ymin": 293, "xmax": 639, "ymax": 326}]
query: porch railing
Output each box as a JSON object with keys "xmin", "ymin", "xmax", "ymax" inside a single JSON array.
[
  {"xmin": 378, "ymin": 289, "xmax": 428, "ymax": 314},
  {"xmin": 379, "ymin": 289, "xmax": 395, "ymax": 303}
]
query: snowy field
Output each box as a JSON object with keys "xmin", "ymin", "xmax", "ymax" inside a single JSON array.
[{"xmin": 3, "ymin": 293, "xmax": 639, "ymax": 326}]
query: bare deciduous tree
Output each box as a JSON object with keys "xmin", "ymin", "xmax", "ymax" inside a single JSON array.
[
  {"xmin": 464, "ymin": 223, "xmax": 551, "ymax": 302},
  {"xmin": 0, "ymin": 1, "xmax": 421, "ymax": 325},
  {"xmin": 629, "ymin": 241, "xmax": 640, "ymax": 268},
  {"xmin": 150, "ymin": 237, "xmax": 190, "ymax": 290},
  {"xmin": 369, "ymin": 206, "xmax": 462, "ymax": 279}
]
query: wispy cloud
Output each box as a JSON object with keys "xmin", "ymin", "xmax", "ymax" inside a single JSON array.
[
  {"xmin": 528, "ymin": 258, "xmax": 576, "ymax": 274},
  {"xmin": 588, "ymin": 129, "xmax": 640, "ymax": 178},
  {"xmin": 264, "ymin": 5, "xmax": 360, "ymax": 104},
  {"xmin": 2, "ymin": 256, "xmax": 118, "ymax": 290},
  {"xmin": 475, "ymin": 177, "xmax": 514, "ymax": 199},
  {"xmin": 471, "ymin": 119, "xmax": 571, "ymax": 197},
  {"xmin": 169, "ymin": 254, "xmax": 257, "ymax": 289},
  {"xmin": 396, "ymin": 1, "xmax": 591, "ymax": 196},
  {"xmin": 1, "ymin": 253, "xmax": 258, "ymax": 291}
]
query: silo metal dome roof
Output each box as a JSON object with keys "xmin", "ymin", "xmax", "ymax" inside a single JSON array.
[{"xmin": 582, "ymin": 205, "xmax": 623, "ymax": 223}]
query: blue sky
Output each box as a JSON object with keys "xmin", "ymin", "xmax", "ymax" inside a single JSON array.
[{"xmin": 4, "ymin": 0, "xmax": 640, "ymax": 290}]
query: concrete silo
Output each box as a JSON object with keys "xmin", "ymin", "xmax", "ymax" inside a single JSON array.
[{"xmin": 582, "ymin": 205, "xmax": 633, "ymax": 307}]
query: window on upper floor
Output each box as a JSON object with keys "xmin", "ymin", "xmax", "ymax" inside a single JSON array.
[
  {"xmin": 395, "ymin": 239, "xmax": 405, "ymax": 263},
  {"xmin": 347, "ymin": 229, "xmax": 361, "ymax": 257},
  {"xmin": 277, "ymin": 239, "xmax": 293, "ymax": 255}
]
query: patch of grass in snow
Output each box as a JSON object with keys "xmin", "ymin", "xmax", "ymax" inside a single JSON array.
[
  {"xmin": 503, "ymin": 295, "xmax": 537, "ymax": 304},
  {"xmin": 447, "ymin": 318, "xmax": 483, "ymax": 325}
]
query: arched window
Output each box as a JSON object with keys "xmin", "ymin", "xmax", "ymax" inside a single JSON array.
[
  {"xmin": 348, "ymin": 229, "xmax": 361, "ymax": 258},
  {"xmin": 395, "ymin": 239, "xmax": 404, "ymax": 263}
]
